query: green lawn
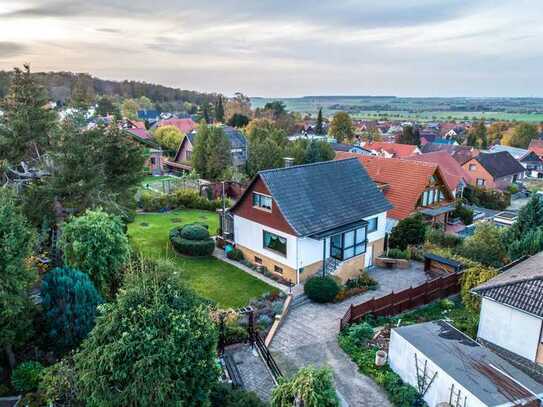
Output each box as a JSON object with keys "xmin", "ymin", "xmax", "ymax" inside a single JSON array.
[{"xmin": 128, "ymin": 210, "xmax": 276, "ymax": 308}]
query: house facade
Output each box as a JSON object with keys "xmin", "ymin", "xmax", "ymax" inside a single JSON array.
[
  {"xmin": 166, "ymin": 125, "xmax": 247, "ymax": 173},
  {"xmin": 335, "ymin": 153, "xmax": 455, "ymax": 231},
  {"xmin": 489, "ymin": 145, "xmax": 543, "ymax": 178},
  {"xmin": 463, "ymin": 151, "xmax": 525, "ymax": 190},
  {"xmin": 361, "ymin": 142, "xmax": 421, "ymax": 158},
  {"xmin": 406, "ymin": 150, "xmax": 472, "ymax": 198},
  {"xmin": 228, "ymin": 159, "xmax": 392, "ymax": 285},
  {"xmin": 473, "ymin": 252, "xmax": 543, "ymax": 366}
]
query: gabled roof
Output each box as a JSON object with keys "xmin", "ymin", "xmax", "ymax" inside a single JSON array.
[
  {"xmin": 473, "ymin": 252, "xmax": 543, "ymax": 317},
  {"xmin": 406, "ymin": 151, "xmax": 472, "ymax": 192},
  {"xmin": 488, "ymin": 144, "xmax": 529, "ymax": 160},
  {"xmin": 420, "ymin": 143, "xmax": 477, "ymax": 164},
  {"xmin": 363, "ymin": 142, "xmax": 419, "ymax": 158},
  {"xmin": 222, "ymin": 126, "xmax": 247, "ymax": 149},
  {"xmin": 231, "ymin": 159, "xmax": 392, "ymax": 237},
  {"xmin": 529, "ymin": 139, "xmax": 543, "ymax": 157},
  {"xmin": 137, "ymin": 110, "xmax": 159, "ymax": 120},
  {"xmin": 330, "ymin": 143, "xmax": 371, "ymax": 154},
  {"xmin": 124, "ymin": 128, "xmax": 158, "ymax": 148},
  {"xmin": 335, "ymin": 152, "xmax": 447, "ymax": 220},
  {"xmin": 158, "ymin": 118, "xmax": 198, "ymax": 134},
  {"xmin": 393, "ymin": 321, "xmax": 543, "ymax": 406},
  {"xmin": 473, "ymin": 151, "xmax": 525, "ymax": 179}
]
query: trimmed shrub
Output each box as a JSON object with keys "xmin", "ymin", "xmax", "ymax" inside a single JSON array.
[
  {"xmin": 180, "ymin": 224, "xmax": 210, "ymax": 240},
  {"xmin": 170, "ymin": 224, "xmax": 215, "ymax": 257},
  {"xmin": 210, "ymin": 383, "xmax": 266, "ymax": 407},
  {"xmin": 451, "ymin": 203, "xmax": 474, "ymax": 225},
  {"xmin": 345, "ymin": 272, "xmax": 377, "ymax": 289},
  {"xmin": 304, "ymin": 276, "xmax": 340, "ymax": 303},
  {"xmin": 11, "ymin": 361, "xmax": 44, "ymax": 393},
  {"xmin": 389, "ymin": 214, "xmax": 426, "ymax": 250},
  {"xmin": 386, "ymin": 248, "xmax": 410, "ymax": 260}
]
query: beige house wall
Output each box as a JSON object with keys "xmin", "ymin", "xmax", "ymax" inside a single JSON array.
[{"xmin": 236, "ymin": 244, "xmax": 297, "ymax": 284}]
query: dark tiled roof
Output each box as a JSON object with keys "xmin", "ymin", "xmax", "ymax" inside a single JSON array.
[
  {"xmin": 473, "ymin": 252, "xmax": 543, "ymax": 316},
  {"xmin": 258, "ymin": 159, "xmax": 392, "ymax": 237},
  {"xmin": 393, "ymin": 321, "xmax": 543, "ymax": 406},
  {"xmin": 475, "ymin": 151, "xmax": 525, "ymax": 179},
  {"xmin": 187, "ymin": 126, "xmax": 246, "ymax": 149}
]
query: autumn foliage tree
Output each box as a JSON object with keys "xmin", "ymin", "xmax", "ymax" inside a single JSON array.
[{"xmin": 329, "ymin": 112, "xmax": 354, "ymax": 143}]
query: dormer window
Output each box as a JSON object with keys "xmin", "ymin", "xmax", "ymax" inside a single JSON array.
[{"xmin": 252, "ymin": 192, "xmax": 272, "ymax": 211}]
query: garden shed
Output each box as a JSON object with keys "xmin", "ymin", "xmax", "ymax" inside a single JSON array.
[
  {"xmin": 424, "ymin": 252, "xmax": 463, "ymax": 275},
  {"xmin": 389, "ymin": 320, "xmax": 543, "ymax": 407}
]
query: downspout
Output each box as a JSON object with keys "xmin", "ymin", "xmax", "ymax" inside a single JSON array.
[{"xmin": 322, "ymin": 238, "xmax": 327, "ymax": 278}]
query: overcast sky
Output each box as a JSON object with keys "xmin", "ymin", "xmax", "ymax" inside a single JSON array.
[{"xmin": 1, "ymin": 0, "xmax": 542, "ymax": 97}]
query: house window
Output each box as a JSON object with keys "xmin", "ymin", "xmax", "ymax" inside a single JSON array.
[
  {"xmin": 421, "ymin": 188, "xmax": 444, "ymax": 206},
  {"xmin": 469, "ymin": 164, "xmax": 477, "ymax": 171},
  {"xmin": 367, "ymin": 217, "xmax": 378, "ymax": 233},
  {"xmin": 274, "ymin": 265, "xmax": 283, "ymax": 274},
  {"xmin": 186, "ymin": 151, "xmax": 192, "ymax": 160},
  {"xmin": 330, "ymin": 227, "xmax": 367, "ymax": 261},
  {"xmin": 254, "ymin": 256, "xmax": 262, "ymax": 265},
  {"xmin": 150, "ymin": 157, "xmax": 156, "ymax": 165},
  {"xmin": 252, "ymin": 193, "xmax": 272, "ymax": 211},
  {"xmin": 263, "ymin": 231, "xmax": 287, "ymax": 256},
  {"xmin": 476, "ymin": 178, "xmax": 486, "ymax": 187}
]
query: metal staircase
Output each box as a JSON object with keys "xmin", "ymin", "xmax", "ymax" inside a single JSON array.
[{"xmin": 324, "ymin": 257, "xmax": 342, "ymax": 275}]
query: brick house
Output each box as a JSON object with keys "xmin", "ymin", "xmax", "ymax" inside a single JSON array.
[
  {"xmin": 226, "ymin": 159, "xmax": 392, "ymax": 285},
  {"xmin": 462, "ymin": 151, "xmax": 525, "ymax": 190},
  {"xmin": 335, "ymin": 152, "xmax": 456, "ymax": 231}
]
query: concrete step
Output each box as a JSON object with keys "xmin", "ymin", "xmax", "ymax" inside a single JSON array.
[{"xmin": 291, "ymin": 294, "xmax": 310, "ymax": 309}]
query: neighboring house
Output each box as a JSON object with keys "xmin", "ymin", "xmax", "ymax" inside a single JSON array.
[
  {"xmin": 156, "ymin": 118, "xmax": 198, "ymax": 134},
  {"xmin": 389, "ymin": 320, "xmax": 543, "ymax": 407},
  {"xmin": 473, "ymin": 252, "xmax": 543, "ymax": 366},
  {"xmin": 123, "ymin": 128, "xmax": 163, "ymax": 175},
  {"xmin": 406, "ymin": 150, "xmax": 472, "ymax": 198},
  {"xmin": 227, "ymin": 159, "xmax": 392, "ymax": 284},
  {"xmin": 166, "ymin": 125, "xmax": 247, "ymax": 173},
  {"xmin": 361, "ymin": 142, "xmax": 421, "ymax": 158},
  {"xmin": 463, "ymin": 151, "xmax": 525, "ymax": 190},
  {"xmin": 421, "ymin": 143, "xmax": 478, "ymax": 165},
  {"xmin": 489, "ymin": 145, "xmax": 543, "ymax": 178},
  {"xmin": 529, "ymin": 139, "xmax": 543, "ymax": 160},
  {"xmin": 335, "ymin": 152, "xmax": 455, "ymax": 231},
  {"xmin": 125, "ymin": 119, "xmax": 146, "ymax": 129},
  {"xmin": 329, "ymin": 143, "xmax": 371, "ymax": 155}
]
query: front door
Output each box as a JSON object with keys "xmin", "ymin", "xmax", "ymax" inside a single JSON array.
[{"xmin": 364, "ymin": 244, "xmax": 373, "ymax": 268}]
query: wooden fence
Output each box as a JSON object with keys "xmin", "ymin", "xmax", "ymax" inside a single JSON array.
[{"xmin": 339, "ymin": 272, "xmax": 463, "ymax": 331}]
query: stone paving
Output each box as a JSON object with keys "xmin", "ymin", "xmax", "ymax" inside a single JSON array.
[
  {"xmin": 225, "ymin": 343, "xmax": 277, "ymax": 402},
  {"xmin": 269, "ymin": 263, "xmax": 429, "ymax": 407}
]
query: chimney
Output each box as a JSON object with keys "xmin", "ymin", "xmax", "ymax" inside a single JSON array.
[{"xmin": 283, "ymin": 157, "xmax": 294, "ymax": 168}]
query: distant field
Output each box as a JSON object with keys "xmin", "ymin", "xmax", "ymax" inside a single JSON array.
[{"xmin": 251, "ymin": 96, "xmax": 543, "ymax": 122}]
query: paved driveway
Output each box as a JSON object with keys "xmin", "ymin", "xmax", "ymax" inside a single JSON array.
[{"xmin": 269, "ymin": 265, "xmax": 428, "ymax": 407}]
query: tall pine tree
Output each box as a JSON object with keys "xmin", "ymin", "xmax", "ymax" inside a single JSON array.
[
  {"xmin": 215, "ymin": 96, "xmax": 225, "ymax": 123},
  {"xmin": 316, "ymin": 108, "xmax": 324, "ymax": 135},
  {"xmin": 0, "ymin": 64, "xmax": 57, "ymax": 164}
]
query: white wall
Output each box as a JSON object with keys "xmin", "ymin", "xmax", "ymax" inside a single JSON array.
[
  {"xmin": 389, "ymin": 330, "xmax": 487, "ymax": 407},
  {"xmin": 233, "ymin": 215, "xmax": 299, "ymax": 269},
  {"xmin": 233, "ymin": 210, "xmax": 388, "ymax": 275},
  {"xmin": 478, "ymin": 298, "xmax": 542, "ymax": 362}
]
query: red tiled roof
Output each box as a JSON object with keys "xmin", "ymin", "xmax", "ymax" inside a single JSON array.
[
  {"xmin": 128, "ymin": 120, "xmax": 146, "ymax": 129},
  {"xmin": 363, "ymin": 142, "xmax": 419, "ymax": 158},
  {"xmin": 126, "ymin": 128, "xmax": 153, "ymax": 140},
  {"xmin": 157, "ymin": 118, "xmax": 198, "ymax": 134},
  {"xmin": 406, "ymin": 151, "xmax": 472, "ymax": 192},
  {"xmin": 529, "ymin": 139, "xmax": 543, "ymax": 157},
  {"xmin": 335, "ymin": 152, "xmax": 441, "ymax": 220}
]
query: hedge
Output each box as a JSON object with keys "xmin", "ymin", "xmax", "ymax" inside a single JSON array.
[
  {"xmin": 170, "ymin": 224, "xmax": 215, "ymax": 257},
  {"xmin": 139, "ymin": 189, "xmax": 231, "ymax": 212}
]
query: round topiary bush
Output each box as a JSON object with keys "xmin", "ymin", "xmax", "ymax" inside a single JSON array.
[
  {"xmin": 304, "ymin": 276, "xmax": 340, "ymax": 303},
  {"xmin": 11, "ymin": 361, "xmax": 44, "ymax": 393},
  {"xmin": 170, "ymin": 224, "xmax": 214, "ymax": 257}
]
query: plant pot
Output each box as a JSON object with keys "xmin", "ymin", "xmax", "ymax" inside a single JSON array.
[{"xmin": 375, "ymin": 350, "xmax": 387, "ymax": 367}]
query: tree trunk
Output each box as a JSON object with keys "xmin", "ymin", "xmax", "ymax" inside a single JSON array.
[{"xmin": 5, "ymin": 344, "xmax": 16, "ymax": 368}]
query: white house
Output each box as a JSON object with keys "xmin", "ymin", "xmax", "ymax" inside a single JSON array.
[
  {"xmin": 389, "ymin": 321, "xmax": 543, "ymax": 407},
  {"xmin": 473, "ymin": 252, "xmax": 543, "ymax": 365},
  {"xmin": 227, "ymin": 159, "xmax": 392, "ymax": 285}
]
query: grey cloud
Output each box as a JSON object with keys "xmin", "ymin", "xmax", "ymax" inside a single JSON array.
[
  {"xmin": 0, "ymin": 42, "xmax": 27, "ymax": 59},
  {"xmin": 95, "ymin": 28, "xmax": 122, "ymax": 33}
]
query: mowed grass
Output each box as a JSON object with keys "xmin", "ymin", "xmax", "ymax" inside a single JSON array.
[{"xmin": 128, "ymin": 210, "xmax": 276, "ymax": 308}]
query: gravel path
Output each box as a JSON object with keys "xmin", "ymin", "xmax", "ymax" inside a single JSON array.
[{"xmin": 269, "ymin": 265, "xmax": 428, "ymax": 407}]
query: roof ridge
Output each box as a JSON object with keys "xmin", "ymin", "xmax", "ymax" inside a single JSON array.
[{"xmin": 258, "ymin": 158, "xmax": 355, "ymax": 174}]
